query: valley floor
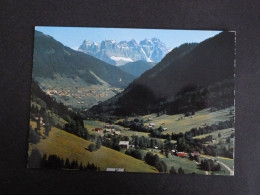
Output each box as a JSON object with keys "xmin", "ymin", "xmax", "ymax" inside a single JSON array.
[
  {"xmin": 28, "ymin": 106, "xmax": 234, "ymax": 175},
  {"xmin": 83, "ymin": 106, "xmax": 235, "ymax": 175}
]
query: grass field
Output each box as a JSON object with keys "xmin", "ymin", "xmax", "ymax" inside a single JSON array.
[
  {"xmin": 138, "ymin": 149, "xmax": 206, "ymax": 174},
  {"xmin": 143, "ymin": 106, "xmax": 234, "ymax": 134},
  {"xmin": 161, "ymin": 155, "xmax": 206, "ymax": 174},
  {"xmin": 29, "ymin": 121, "xmax": 157, "ymax": 173},
  {"xmin": 84, "ymin": 120, "xmax": 172, "ymax": 144},
  {"xmin": 84, "ymin": 120, "xmax": 107, "ymax": 131},
  {"xmin": 193, "ymin": 128, "xmax": 234, "ymax": 139}
]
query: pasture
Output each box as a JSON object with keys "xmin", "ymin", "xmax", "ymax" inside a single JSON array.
[
  {"xmin": 143, "ymin": 106, "xmax": 234, "ymax": 134},
  {"xmin": 28, "ymin": 121, "xmax": 158, "ymax": 173}
]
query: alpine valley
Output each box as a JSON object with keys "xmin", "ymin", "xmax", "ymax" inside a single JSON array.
[
  {"xmin": 33, "ymin": 31, "xmax": 135, "ymax": 110},
  {"xmin": 28, "ymin": 29, "xmax": 235, "ymax": 175}
]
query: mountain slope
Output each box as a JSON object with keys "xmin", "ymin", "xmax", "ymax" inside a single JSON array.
[
  {"xmin": 33, "ymin": 31, "xmax": 135, "ymax": 109},
  {"xmin": 28, "ymin": 81, "xmax": 157, "ymax": 173},
  {"xmin": 78, "ymin": 38, "xmax": 169, "ymax": 66},
  {"xmin": 90, "ymin": 32, "xmax": 235, "ymax": 115},
  {"xmin": 118, "ymin": 60, "xmax": 156, "ymax": 77},
  {"xmin": 33, "ymin": 31, "xmax": 135, "ymax": 88}
]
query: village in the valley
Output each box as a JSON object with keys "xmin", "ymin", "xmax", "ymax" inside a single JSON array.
[{"xmin": 44, "ymin": 87, "xmax": 123, "ymax": 109}]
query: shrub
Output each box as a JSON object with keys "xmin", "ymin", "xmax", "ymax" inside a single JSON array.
[{"xmin": 88, "ymin": 144, "xmax": 96, "ymax": 152}]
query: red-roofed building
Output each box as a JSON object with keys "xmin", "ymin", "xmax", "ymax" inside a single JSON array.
[{"xmin": 177, "ymin": 152, "xmax": 187, "ymax": 157}]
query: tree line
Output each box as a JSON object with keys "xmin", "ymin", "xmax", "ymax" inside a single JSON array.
[{"xmin": 28, "ymin": 148, "xmax": 99, "ymax": 171}]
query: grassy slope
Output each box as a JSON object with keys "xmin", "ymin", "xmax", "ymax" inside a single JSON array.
[
  {"xmin": 193, "ymin": 128, "xmax": 234, "ymax": 139},
  {"xmin": 29, "ymin": 121, "xmax": 157, "ymax": 173},
  {"xmin": 143, "ymin": 106, "xmax": 234, "ymax": 134}
]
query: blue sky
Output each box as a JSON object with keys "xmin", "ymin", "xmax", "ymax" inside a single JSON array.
[{"xmin": 36, "ymin": 26, "xmax": 222, "ymax": 50}]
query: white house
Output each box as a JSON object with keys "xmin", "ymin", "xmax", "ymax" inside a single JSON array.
[
  {"xmin": 119, "ymin": 141, "xmax": 129, "ymax": 149},
  {"xmin": 149, "ymin": 123, "xmax": 155, "ymax": 127}
]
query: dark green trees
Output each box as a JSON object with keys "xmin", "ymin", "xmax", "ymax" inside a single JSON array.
[
  {"xmin": 27, "ymin": 148, "xmax": 42, "ymax": 168},
  {"xmin": 144, "ymin": 152, "xmax": 167, "ymax": 173}
]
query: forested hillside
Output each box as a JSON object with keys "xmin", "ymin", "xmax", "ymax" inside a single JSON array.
[{"xmin": 89, "ymin": 32, "xmax": 235, "ymax": 116}]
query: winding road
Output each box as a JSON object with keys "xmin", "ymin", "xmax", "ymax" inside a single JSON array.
[
  {"xmin": 216, "ymin": 160, "xmax": 234, "ymax": 176},
  {"xmin": 201, "ymin": 155, "xmax": 234, "ymax": 176}
]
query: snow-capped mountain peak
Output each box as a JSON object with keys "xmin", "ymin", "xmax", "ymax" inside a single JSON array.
[{"xmin": 78, "ymin": 37, "xmax": 169, "ymax": 66}]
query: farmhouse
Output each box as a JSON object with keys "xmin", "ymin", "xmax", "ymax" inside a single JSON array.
[
  {"xmin": 114, "ymin": 131, "xmax": 121, "ymax": 135},
  {"xmin": 119, "ymin": 141, "xmax": 129, "ymax": 149},
  {"xmin": 94, "ymin": 128, "xmax": 102, "ymax": 132},
  {"xmin": 176, "ymin": 152, "xmax": 187, "ymax": 157},
  {"xmin": 105, "ymin": 124, "xmax": 112, "ymax": 128},
  {"xmin": 190, "ymin": 151, "xmax": 200, "ymax": 157},
  {"xmin": 105, "ymin": 129, "xmax": 112, "ymax": 133},
  {"xmin": 149, "ymin": 123, "xmax": 155, "ymax": 127}
]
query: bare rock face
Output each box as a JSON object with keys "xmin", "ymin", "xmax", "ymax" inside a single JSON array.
[{"xmin": 78, "ymin": 38, "xmax": 170, "ymax": 66}]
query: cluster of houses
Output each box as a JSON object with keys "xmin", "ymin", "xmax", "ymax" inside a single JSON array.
[
  {"xmin": 92, "ymin": 124, "xmax": 121, "ymax": 136},
  {"xmin": 160, "ymin": 149, "xmax": 201, "ymax": 158},
  {"xmin": 45, "ymin": 88, "xmax": 109, "ymax": 100},
  {"xmin": 148, "ymin": 123, "xmax": 168, "ymax": 131}
]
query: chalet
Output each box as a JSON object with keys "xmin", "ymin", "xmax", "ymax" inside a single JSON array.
[
  {"xmin": 149, "ymin": 123, "xmax": 155, "ymax": 127},
  {"xmin": 119, "ymin": 141, "xmax": 129, "ymax": 149},
  {"xmin": 190, "ymin": 151, "xmax": 200, "ymax": 157},
  {"xmin": 94, "ymin": 128, "xmax": 102, "ymax": 132},
  {"xmin": 162, "ymin": 128, "xmax": 168, "ymax": 131},
  {"xmin": 105, "ymin": 124, "xmax": 112, "ymax": 128},
  {"xmin": 106, "ymin": 168, "xmax": 124, "ymax": 172},
  {"xmin": 176, "ymin": 152, "xmax": 187, "ymax": 157},
  {"xmin": 105, "ymin": 129, "xmax": 112, "ymax": 133},
  {"xmin": 114, "ymin": 131, "xmax": 121, "ymax": 135}
]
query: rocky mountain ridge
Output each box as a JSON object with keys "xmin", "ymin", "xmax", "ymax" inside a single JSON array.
[{"xmin": 78, "ymin": 38, "xmax": 170, "ymax": 66}]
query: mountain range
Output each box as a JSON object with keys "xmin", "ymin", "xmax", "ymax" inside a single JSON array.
[
  {"xmin": 78, "ymin": 38, "xmax": 170, "ymax": 66},
  {"xmin": 89, "ymin": 32, "xmax": 235, "ymax": 115}
]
